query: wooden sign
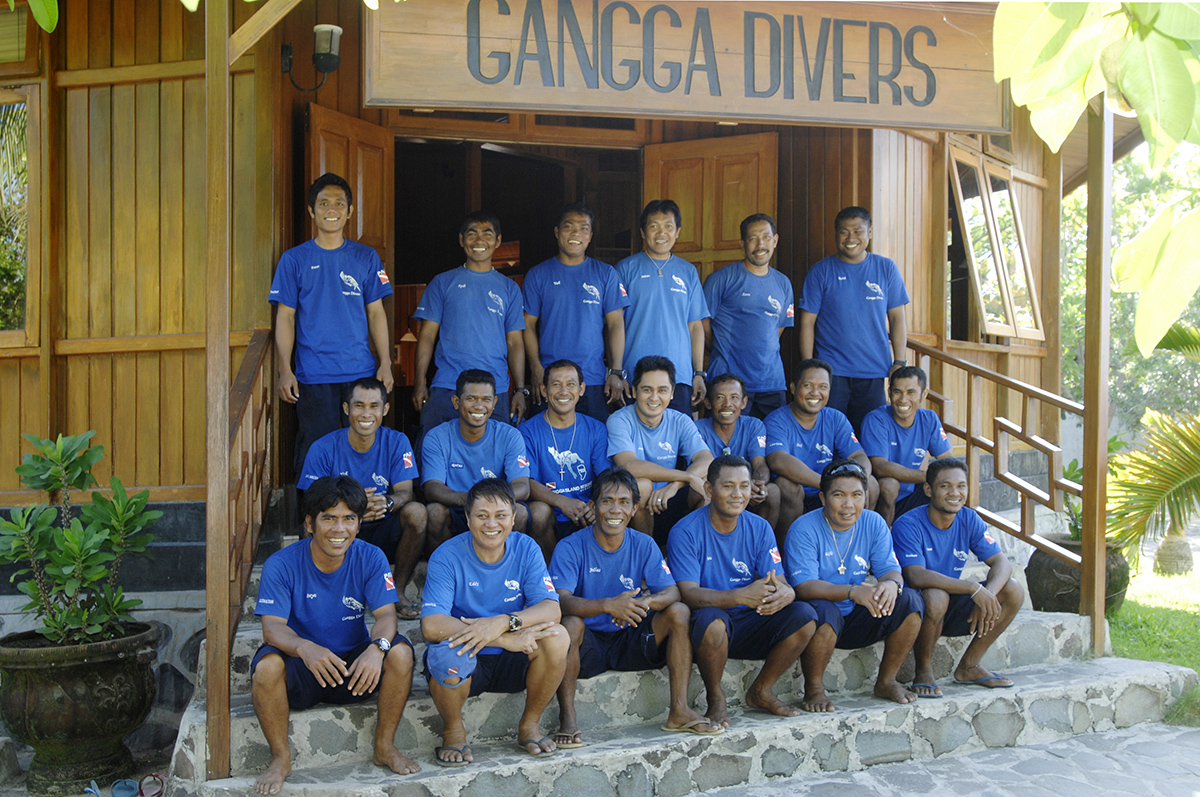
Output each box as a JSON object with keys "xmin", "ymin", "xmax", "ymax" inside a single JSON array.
[{"xmin": 363, "ymin": 1, "xmax": 1005, "ymax": 132}]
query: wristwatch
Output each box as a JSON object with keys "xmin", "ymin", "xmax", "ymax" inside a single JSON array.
[
  {"xmin": 693, "ymin": 369, "xmax": 708, "ymax": 379},
  {"xmin": 506, "ymin": 613, "xmax": 523, "ymax": 632},
  {"xmin": 384, "ymin": 495, "xmax": 395, "ymax": 515},
  {"xmin": 514, "ymin": 386, "xmax": 530, "ymax": 396},
  {"xmin": 892, "ymin": 359, "xmax": 907, "ymax": 367},
  {"xmin": 373, "ymin": 637, "xmax": 392, "ymax": 653},
  {"xmin": 607, "ymin": 367, "xmax": 627, "ymax": 380}
]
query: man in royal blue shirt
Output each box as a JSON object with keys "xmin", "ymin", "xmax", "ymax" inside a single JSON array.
[
  {"xmin": 766, "ymin": 359, "xmax": 874, "ymax": 532},
  {"xmin": 522, "ymin": 203, "xmax": 629, "ymax": 421},
  {"xmin": 251, "ymin": 476, "xmax": 417, "ymax": 794},
  {"xmin": 421, "ymin": 479, "xmax": 567, "ymax": 765},
  {"xmin": 269, "ymin": 173, "xmax": 394, "ymax": 477},
  {"xmin": 550, "ymin": 468, "xmax": 722, "ymax": 747},
  {"xmin": 860, "ymin": 366, "xmax": 952, "ymax": 525},
  {"xmin": 522, "ymin": 360, "xmax": 610, "ymax": 561},
  {"xmin": 799, "ymin": 206, "xmax": 910, "ymax": 436},
  {"xmin": 893, "ymin": 458, "xmax": 1023, "ymax": 696},
  {"xmin": 696, "ymin": 374, "xmax": 780, "ymax": 538},
  {"xmin": 421, "ymin": 370, "xmax": 531, "ymax": 549},
  {"xmin": 787, "ymin": 460, "xmax": 923, "ymax": 712},
  {"xmin": 668, "ymin": 455, "xmax": 821, "ymax": 728},
  {"xmin": 617, "ymin": 199, "xmax": 710, "ymax": 414},
  {"xmin": 703, "ymin": 214, "xmax": 794, "ymax": 419},
  {"xmin": 412, "ymin": 211, "xmax": 528, "ymax": 429}
]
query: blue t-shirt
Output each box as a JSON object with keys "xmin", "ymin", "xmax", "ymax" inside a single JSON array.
[
  {"xmin": 703, "ymin": 264, "xmax": 794, "ymax": 393},
  {"xmin": 764, "ymin": 406, "xmax": 864, "ymax": 496},
  {"xmin": 606, "ymin": 405, "xmax": 708, "ymax": 490},
  {"xmin": 255, "ymin": 539, "xmax": 397, "ymax": 654},
  {"xmin": 799, "ymin": 253, "xmax": 910, "ymax": 379},
  {"xmin": 892, "ymin": 506, "xmax": 1002, "ymax": 580},
  {"xmin": 421, "ymin": 531, "xmax": 559, "ymax": 654},
  {"xmin": 297, "ymin": 427, "xmax": 419, "ymax": 493},
  {"xmin": 413, "ymin": 266, "xmax": 525, "ymax": 392},
  {"xmin": 785, "ymin": 509, "xmax": 900, "ymax": 616},
  {"xmin": 523, "ymin": 257, "xmax": 630, "ymax": 385},
  {"xmin": 616, "ymin": 253, "xmax": 709, "ymax": 387},
  {"xmin": 695, "ymin": 416, "xmax": 767, "ymax": 461},
  {"xmin": 268, "ymin": 239, "xmax": 393, "ymax": 384},
  {"xmin": 421, "ymin": 419, "xmax": 530, "ymax": 493},
  {"xmin": 860, "ymin": 407, "xmax": 951, "ymax": 500},
  {"xmin": 667, "ymin": 506, "xmax": 784, "ymax": 590},
  {"xmin": 519, "ymin": 412, "xmax": 610, "ymax": 522},
  {"xmin": 549, "ymin": 528, "xmax": 675, "ymax": 631}
]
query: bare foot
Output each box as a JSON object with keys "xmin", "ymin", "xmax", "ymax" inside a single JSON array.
[
  {"xmin": 436, "ymin": 727, "xmax": 474, "ymax": 765},
  {"xmin": 254, "ymin": 755, "xmax": 290, "ymax": 795},
  {"xmin": 801, "ymin": 688, "xmax": 836, "ymax": 713},
  {"xmin": 518, "ymin": 721, "xmax": 556, "ymax": 756},
  {"xmin": 911, "ymin": 671, "xmax": 943, "ymax": 697},
  {"xmin": 553, "ymin": 729, "xmax": 584, "ymax": 748},
  {"xmin": 704, "ymin": 697, "xmax": 733, "ymax": 729},
  {"xmin": 374, "ymin": 743, "xmax": 420, "ymax": 775},
  {"xmin": 954, "ymin": 664, "xmax": 1013, "ymax": 688},
  {"xmin": 746, "ymin": 688, "xmax": 802, "ymax": 717},
  {"xmin": 874, "ymin": 679, "xmax": 918, "ymax": 704}
]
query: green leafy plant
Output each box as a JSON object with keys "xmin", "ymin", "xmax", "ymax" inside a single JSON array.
[
  {"xmin": 1062, "ymin": 435, "xmax": 1128, "ymax": 540},
  {"xmin": 0, "ymin": 432, "xmax": 159, "ymax": 644}
]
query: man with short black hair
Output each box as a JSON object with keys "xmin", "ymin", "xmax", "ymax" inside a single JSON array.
[
  {"xmin": 893, "ymin": 458, "xmax": 1023, "ymax": 696},
  {"xmin": 251, "ymin": 475, "xmax": 418, "ymax": 795}
]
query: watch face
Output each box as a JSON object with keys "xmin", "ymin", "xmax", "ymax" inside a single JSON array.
[{"xmin": 375, "ymin": 637, "xmax": 391, "ymax": 652}]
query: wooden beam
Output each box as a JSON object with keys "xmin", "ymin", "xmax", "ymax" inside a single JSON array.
[
  {"xmin": 1041, "ymin": 143, "xmax": 1063, "ymax": 443},
  {"xmin": 227, "ymin": 0, "xmax": 303, "ymax": 66},
  {"xmin": 55, "ymin": 56, "xmax": 254, "ymax": 88},
  {"xmin": 1081, "ymin": 102, "xmax": 1113, "ymax": 656},
  {"xmin": 205, "ymin": 0, "xmax": 233, "ymax": 780},
  {"xmin": 53, "ymin": 331, "xmax": 253, "ymax": 355}
]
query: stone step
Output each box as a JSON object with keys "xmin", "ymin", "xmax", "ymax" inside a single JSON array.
[{"xmin": 169, "ymin": 657, "xmax": 1197, "ymax": 797}]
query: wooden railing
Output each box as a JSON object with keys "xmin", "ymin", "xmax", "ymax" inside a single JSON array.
[{"xmin": 908, "ymin": 340, "xmax": 1085, "ymax": 568}]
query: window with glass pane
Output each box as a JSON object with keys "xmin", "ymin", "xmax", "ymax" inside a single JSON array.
[
  {"xmin": 987, "ymin": 168, "xmax": 1044, "ymax": 340},
  {"xmin": 0, "ymin": 99, "xmax": 26, "ymax": 333},
  {"xmin": 951, "ymin": 152, "xmax": 1015, "ymax": 336}
]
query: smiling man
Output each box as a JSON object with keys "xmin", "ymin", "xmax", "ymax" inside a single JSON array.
[
  {"xmin": 522, "ymin": 203, "xmax": 630, "ymax": 421},
  {"xmin": 860, "ymin": 366, "xmax": 952, "ymax": 525},
  {"xmin": 251, "ymin": 476, "xmax": 418, "ymax": 795},
  {"xmin": 413, "ymin": 211, "xmax": 527, "ymax": 430},
  {"xmin": 421, "ymin": 478, "xmax": 568, "ymax": 766},
  {"xmin": 269, "ymin": 173, "xmax": 394, "ymax": 477}
]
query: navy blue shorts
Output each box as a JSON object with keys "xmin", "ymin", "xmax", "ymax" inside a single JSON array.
[
  {"xmin": 668, "ymin": 384, "xmax": 693, "ymax": 415},
  {"xmin": 814, "ymin": 588, "xmax": 924, "ymax": 650},
  {"xmin": 575, "ymin": 387, "xmax": 612, "ymax": 422},
  {"xmin": 940, "ymin": 587, "xmax": 983, "ymax": 637},
  {"xmin": 578, "ymin": 612, "xmax": 666, "ymax": 679},
  {"xmin": 827, "ymin": 375, "xmax": 886, "ymax": 437},
  {"xmin": 893, "ymin": 488, "xmax": 931, "ymax": 520},
  {"xmin": 802, "ymin": 492, "xmax": 823, "ymax": 514},
  {"xmin": 357, "ymin": 512, "xmax": 405, "ymax": 560},
  {"xmin": 651, "ymin": 488, "xmax": 694, "ymax": 548},
  {"xmin": 555, "ymin": 517, "xmax": 584, "ymax": 542},
  {"xmin": 690, "ymin": 602, "xmax": 820, "ymax": 660},
  {"xmin": 423, "ymin": 641, "xmax": 530, "ymax": 697},
  {"xmin": 250, "ymin": 633, "xmax": 413, "ymax": 711},
  {"xmin": 747, "ymin": 391, "xmax": 787, "ymax": 420}
]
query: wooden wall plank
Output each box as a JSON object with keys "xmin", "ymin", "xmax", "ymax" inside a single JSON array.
[
  {"xmin": 0, "ymin": 361, "xmax": 19, "ymax": 490},
  {"xmin": 183, "ymin": 78, "xmax": 205, "ymax": 334},
  {"xmin": 231, "ymin": 74, "xmax": 258, "ymax": 331},
  {"xmin": 183, "ymin": 349, "xmax": 205, "ymax": 484},
  {"xmin": 137, "ymin": 82, "xmax": 163, "ymax": 486},
  {"xmin": 134, "ymin": 0, "xmax": 160, "ymax": 64},
  {"xmin": 89, "ymin": 355, "xmax": 113, "ymax": 483},
  {"xmin": 110, "ymin": 82, "xmax": 138, "ymax": 482},
  {"xmin": 20, "ymin": 362, "xmax": 41, "ymax": 462},
  {"xmin": 161, "ymin": 0, "xmax": 183, "ymax": 62},
  {"xmin": 64, "ymin": 0, "xmax": 90, "ymax": 71},
  {"xmin": 88, "ymin": 0, "xmax": 111, "ymax": 69},
  {"xmin": 88, "ymin": 87, "xmax": 113, "ymax": 339},
  {"xmin": 112, "ymin": 0, "xmax": 136, "ymax": 67},
  {"xmin": 182, "ymin": 0, "xmax": 204, "ymax": 61},
  {"xmin": 65, "ymin": 89, "xmax": 90, "ymax": 340}
]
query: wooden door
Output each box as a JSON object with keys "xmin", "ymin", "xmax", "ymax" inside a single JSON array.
[{"xmin": 642, "ymin": 133, "xmax": 778, "ymax": 281}]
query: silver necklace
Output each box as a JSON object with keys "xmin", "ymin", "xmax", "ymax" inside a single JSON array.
[{"xmin": 547, "ymin": 412, "xmax": 578, "ymax": 480}]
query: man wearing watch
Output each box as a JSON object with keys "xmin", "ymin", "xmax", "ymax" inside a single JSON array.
[
  {"xmin": 298, "ymin": 377, "xmax": 426, "ymax": 618},
  {"xmin": 786, "ymin": 459, "xmax": 924, "ymax": 713},
  {"xmin": 421, "ymin": 478, "xmax": 567, "ymax": 766},
  {"xmin": 251, "ymin": 476, "xmax": 419, "ymax": 795}
]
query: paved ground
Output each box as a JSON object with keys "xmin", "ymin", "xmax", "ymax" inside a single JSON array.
[{"xmin": 705, "ymin": 723, "xmax": 1200, "ymax": 797}]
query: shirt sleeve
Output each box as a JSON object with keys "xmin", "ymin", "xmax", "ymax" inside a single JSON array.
[
  {"xmin": 296, "ymin": 438, "xmax": 331, "ymax": 491},
  {"xmin": 504, "ymin": 426, "xmax": 531, "ymax": 480},
  {"xmin": 520, "ymin": 536, "xmax": 560, "ymax": 606},
  {"xmin": 504, "ymin": 279, "xmax": 525, "ymax": 333},
  {"xmin": 389, "ymin": 433, "xmax": 420, "ymax": 485},
  {"xmin": 589, "ymin": 421, "xmax": 611, "ymax": 479},
  {"xmin": 968, "ymin": 512, "xmax": 1003, "ymax": 562},
  {"xmin": 859, "ymin": 411, "xmax": 890, "ymax": 459},
  {"xmin": 602, "ymin": 265, "xmax": 630, "ymax": 312},
  {"xmin": 361, "ymin": 247, "xmax": 393, "ymax": 304},
  {"xmin": 779, "ymin": 275, "xmax": 795, "ymax": 329},
  {"xmin": 666, "ymin": 521, "xmax": 702, "ymax": 584},
  {"xmin": 268, "ymin": 251, "xmax": 299, "ymax": 308},
  {"xmin": 702, "ymin": 270, "xmax": 722, "ymax": 321},
  {"xmin": 548, "ymin": 537, "xmax": 580, "ymax": 594},
  {"xmin": 686, "ymin": 265, "xmax": 710, "ymax": 322},
  {"xmin": 522, "ymin": 269, "xmax": 543, "ymax": 319},
  {"xmin": 607, "ymin": 411, "xmax": 637, "ymax": 458},
  {"xmin": 254, "ymin": 554, "xmax": 292, "ymax": 619},
  {"xmin": 420, "ymin": 427, "xmax": 449, "ymax": 487},
  {"xmin": 798, "ymin": 264, "xmax": 824, "ymax": 315},
  {"xmin": 640, "ymin": 535, "xmax": 676, "ymax": 593},
  {"xmin": 832, "ymin": 411, "xmax": 865, "ymax": 457},
  {"xmin": 926, "ymin": 414, "xmax": 952, "ymax": 457},
  {"xmin": 765, "ymin": 409, "xmax": 790, "ymax": 454},
  {"xmin": 885, "ymin": 257, "xmax": 911, "ymax": 310},
  {"xmin": 412, "ymin": 274, "xmax": 444, "ymax": 323},
  {"xmin": 420, "ymin": 546, "xmax": 457, "ymax": 618},
  {"xmin": 866, "ymin": 513, "xmax": 902, "ymax": 576},
  {"xmin": 785, "ymin": 517, "xmax": 821, "ymax": 585},
  {"xmin": 745, "ymin": 417, "xmax": 767, "ymax": 460},
  {"xmin": 361, "ymin": 545, "xmax": 399, "ymax": 611},
  {"xmin": 519, "ymin": 422, "xmax": 542, "ymax": 476},
  {"xmin": 753, "ymin": 521, "xmax": 784, "ymax": 578},
  {"xmin": 676, "ymin": 415, "xmax": 710, "ymax": 462},
  {"xmin": 891, "ymin": 513, "xmax": 927, "ymax": 569}
]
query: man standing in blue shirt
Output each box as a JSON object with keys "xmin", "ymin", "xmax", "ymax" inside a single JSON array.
[
  {"xmin": 766, "ymin": 359, "xmax": 873, "ymax": 532},
  {"xmin": 412, "ymin": 211, "xmax": 528, "ymax": 429},
  {"xmin": 668, "ymin": 455, "xmax": 820, "ymax": 728},
  {"xmin": 269, "ymin": 173, "xmax": 394, "ymax": 477},
  {"xmin": 703, "ymin": 214, "xmax": 794, "ymax": 419},
  {"xmin": 787, "ymin": 460, "xmax": 923, "ymax": 712},
  {"xmin": 298, "ymin": 377, "xmax": 427, "ymax": 619},
  {"xmin": 696, "ymin": 374, "xmax": 780, "ymax": 538},
  {"xmin": 421, "ymin": 479, "xmax": 567, "ymax": 765},
  {"xmin": 607, "ymin": 356, "xmax": 713, "ymax": 544},
  {"xmin": 799, "ymin": 207, "xmax": 910, "ymax": 436},
  {"xmin": 422, "ymin": 371, "xmax": 531, "ymax": 549},
  {"xmin": 617, "ymin": 199, "xmax": 709, "ymax": 414},
  {"xmin": 893, "ymin": 459, "xmax": 1023, "ymax": 696},
  {"xmin": 550, "ymin": 468, "xmax": 723, "ymax": 747},
  {"xmin": 522, "ymin": 360, "xmax": 610, "ymax": 560},
  {"xmin": 251, "ymin": 476, "xmax": 417, "ymax": 794},
  {"xmin": 523, "ymin": 203, "xmax": 629, "ymax": 421},
  {"xmin": 860, "ymin": 366, "xmax": 953, "ymax": 525}
]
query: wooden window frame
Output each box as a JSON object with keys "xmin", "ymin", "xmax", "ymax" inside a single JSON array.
[
  {"xmin": 0, "ymin": 1, "xmax": 40, "ymax": 79},
  {"xmin": 983, "ymin": 159, "xmax": 1045, "ymax": 341},
  {"xmin": 949, "ymin": 144, "xmax": 1017, "ymax": 338},
  {"xmin": 0, "ymin": 83, "xmax": 40, "ymax": 349}
]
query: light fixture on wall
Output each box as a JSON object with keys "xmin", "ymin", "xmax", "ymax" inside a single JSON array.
[{"xmin": 282, "ymin": 24, "xmax": 343, "ymax": 93}]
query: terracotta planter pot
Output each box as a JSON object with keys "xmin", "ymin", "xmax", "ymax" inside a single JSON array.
[
  {"xmin": 1026, "ymin": 535, "xmax": 1130, "ymax": 616},
  {"xmin": 0, "ymin": 622, "xmax": 159, "ymax": 796}
]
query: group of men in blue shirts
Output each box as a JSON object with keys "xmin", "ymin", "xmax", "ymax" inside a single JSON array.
[{"xmin": 255, "ymin": 174, "xmax": 1024, "ymax": 791}]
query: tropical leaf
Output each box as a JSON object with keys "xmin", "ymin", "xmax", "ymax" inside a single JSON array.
[
  {"xmin": 1108, "ymin": 409, "xmax": 1200, "ymax": 564},
  {"xmin": 1025, "ymin": 75, "xmax": 1091, "ymax": 153},
  {"xmin": 1112, "ymin": 201, "xmax": 1176, "ymax": 292},
  {"xmin": 24, "ymin": 0, "xmax": 57, "ymax": 33},
  {"xmin": 1154, "ymin": 3, "xmax": 1200, "ymax": 40},
  {"xmin": 993, "ymin": 2, "xmax": 1089, "ymax": 81},
  {"xmin": 1130, "ymin": 203, "xmax": 1200, "ymax": 356},
  {"xmin": 1119, "ymin": 28, "xmax": 1196, "ymax": 168},
  {"xmin": 1153, "ymin": 322, "xmax": 1200, "ymax": 363},
  {"xmin": 1009, "ymin": 5, "xmax": 1124, "ymax": 105}
]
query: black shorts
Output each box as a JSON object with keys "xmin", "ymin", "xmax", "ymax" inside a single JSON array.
[
  {"xmin": 813, "ymin": 588, "xmax": 924, "ymax": 650},
  {"xmin": 689, "ymin": 603, "xmax": 820, "ymax": 660},
  {"xmin": 894, "ymin": 488, "xmax": 931, "ymax": 520},
  {"xmin": 651, "ymin": 488, "xmax": 694, "ymax": 548},
  {"xmin": 940, "ymin": 587, "xmax": 984, "ymax": 637},
  {"xmin": 555, "ymin": 517, "xmax": 585, "ymax": 542},
  {"xmin": 357, "ymin": 512, "xmax": 405, "ymax": 560},
  {"xmin": 250, "ymin": 634, "xmax": 413, "ymax": 711},
  {"xmin": 578, "ymin": 613, "xmax": 666, "ymax": 679}
]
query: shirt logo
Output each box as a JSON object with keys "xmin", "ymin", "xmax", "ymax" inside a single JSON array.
[
  {"xmin": 384, "ymin": 573, "xmax": 395, "ymax": 591},
  {"xmin": 309, "ymin": 265, "xmax": 320, "ymax": 270},
  {"xmin": 553, "ymin": 280, "xmax": 562, "ymax": 286},
  {"xmin": 342, "ymin": 595, "xmax": 365, "ymax": 620},
  {"xmin": 305, "ymin": 593, "xmax": 316, "ymax": 600},
  {"xmin": 456, "ymin": 283, "xmax": 466, "ymax": 289},
  {"xmin": 589, "ymin": 566, "xmax": 601, "ymax": 573},
  {"xmin": 546, "ymin": 481, "xmax": 557, "ymax": 489},
  {"xmin": 865, "ymin": 280, "xmax": 885, "ymax": 300},
  {"xmin": 657, "ymin": 441, "xmax": 676, "ymax": 454},
  {"xmin": 548, "ymin": 447, "xmax": 585, "ymax": 480},
  {"xmin": 954, "ymin": 548, "xmax": 969, "ymax": 561},
  {"xmin": 731, "ymin": 558, "xmax": 751, "ymax": 578},
  {"xmin": 984, "ymin": 531, "xmax": 996, "ymax": 544},
  {"xmin": 582, "ymin": 282, "xmax": 600, "ymax": 301},
  {"xmin": 505, "ymin": 579, "xmax": 520, "ymax": 590},
  {"xmin": 468, "ymin": 581, "xmax": 480, "ymax": 587},
  {"xmin": 851, "ymin": 433, "xmax": 860, "ymax": 444},
  {"xmin": 489, "ymin": 291, "xmax": 505, "ymax": 311},
  {"xmin": 766, "ymin": 296, "xmax": 781, "ymax": 318},
  {"xmin": 815, "ymin": 443, "xmax": 833, "ymax": 459},
  {"xmin": 448, "ymin": 667, "xmax": 459, "ymax": 675},
  {"xmin": 671, "ymin": 275, "xmax": 687, "ymax": 294},
  {"xmin": 372, "ymin": 473, "xmax": 389, "ymax": 489},
  {"xmin": 769, "ymin": 547, "xmax": 781, "ymax": 564},
  {"xmin": 940, "ymin": 428, "xmax": 948, "ymax": 440},
  {"xmin": 620, "ymin": 283, "xmax": 628, "ymax": 296},
  {"xmin": 517, "ymin": 455, "xmax": 530, "ymax": 469},
  {"xmin": 377, "ymin": 269, "xmax": 390, "ymax": 285},
  {"xmin": 786, "ymin": 304, "xmax": 795, "ymax": 318},
  {"xmin": 661, "ymin": 560, "xmax": 672, "ymax": 575},
  {"xmin": 619, "ymin": 575, "xmax": 635, "ymax": 591},
  {"xmin": 480, "ymin": 466, "xmax": 497, "ymax": 478},
  {"xmin": 757, "ymin": 435, "xmax": 766, "ymax": 448},
  {"xmin": 403, "ymin": 452, "xmax": 414, "ymax": 469},
  {"xmin": 854, "ymin": 555, "xmax": 869, "ymax": 570},
  {"xmin": 340, "ymin": 271, "xmax": 362, "ymax": 295},
  {"xmin": 544, "ymin": 576, "xmax": 555, "ymax": 592}
]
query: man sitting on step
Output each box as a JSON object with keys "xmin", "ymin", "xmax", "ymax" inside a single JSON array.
[
  {"xmin": 251, "ymin": 475, "xmax": 419, "ymax": 796},
  {"xmin": 549, "ymin": 468, "xmax": 723, "ymax": 748},
  {"xmin": 892, "ymin": 457, "xmax": 1024, "ymax": 695}
]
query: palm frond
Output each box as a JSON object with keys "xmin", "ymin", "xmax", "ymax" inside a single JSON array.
[
  {"xmin": 1154, "ymin": 323, "xmax": 1200, "ymax": 364},
  {"xmin": 1108, "ymin": 409, "xmax": 1200, "ymax": 564}
]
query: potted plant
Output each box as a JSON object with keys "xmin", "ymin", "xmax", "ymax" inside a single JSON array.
[{"xmin": 0, "ymin": 432, "xmax": 161, "ymax": 796}]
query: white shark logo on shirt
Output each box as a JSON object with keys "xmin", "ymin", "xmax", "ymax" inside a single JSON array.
[
  {"xmin": 372, "ymin": 473, "xmax": 389, "ymax": 489},
  {"xmin": 505, "ymin": 579, "xmax": 520, "ymax": 590},
  {"xmin": 480, "ymin": 466, "xmax": 497, "ymax": 479},
  {"xmin": 619, "ymin": 575, "xmax": 635, "ymax": 591},
  {"xmin": 731, "ymin": 558, "xmax": 751, "ymax": 578},
  {"xmin": 815, "ymin": 443, "xmax": 833, "ymax": 459},
  {"xmin": 672, "ymin": 275, "xmax": 686, "ymax": 291},
  {"xmin": 865, "ymin": 281, "xmax": 884, "ymax": 298},
  {"xmin": 340, "ymin": 271, "xmax": 362, "ymax": 294},
  {"xmin": 582, "ymin": 282, "xmax": 600, "ymax": 300},
  {"xmin": 853, "ymin": 555, "xmax": 869, "ymax": 570},
  {"xmin": 953, "ymin": 548, "xmax": 969, "ymax": 561},
  {"xmin": 488, "ymin": 291, "xmax": 504, "ymax": 311},
  {"xmin": 767, "ymin": 296, "xmax": 782, "ymax": 317},
  {"xmin": 914, "ymin": 447, "xmax": 928, "ymax": 459},
  {"xmin": 658, "ymin": 441, "xmax": 676, "ymax": 454}
]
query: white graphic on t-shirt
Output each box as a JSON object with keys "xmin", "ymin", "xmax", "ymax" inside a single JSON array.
[
  {"xmin": 815, "ymin": 443, "xmax": 833, "ymax": 459},
  {"xmin": 953, "ymin": 548, "xmax": 969, "ymax": 561},
  {"xmin": 582, "ymin": 282, "xmax": 600, "ymax": 300},
  {"xmin": 548, "ymin": 446, "xmax": 587, "ymax": 480},
  {"xmin": 372, "ymin": 473, "xmax": 389, "ymax": 489},
  {"xmin": 766, "ymin": 296, "xmax": 781, "ymax": 318},
  {"xmin": 340, "ymin": 271, "xmax": 362, "ymax": 295},
  {"xmin": 671, "ymin": 275, "xmax": 687, "ymax": 293},
  {"xmin": 731, "ymin": 558, "xmax": 751, "ymax": 578},
  {"xmin": 865, "ymin": 281, "xmax": 885, "ymax": 299},
  {"xmin": 488, "ymin": 291, "xmax": 505, "ymax": 311},
  {"xmin": 342, "ymin": 595, "xmax": 365, "ymax": 621},
  {"xmin": 658, "ymin": 441, "xmax": 676, "ymax": 454},
  {"xmin": 504, "ymin": 579, "xmax": 520, "ymax": 590},
  {"xmin": 914, "ymin": 447, "xmax": 928, "ymax": 459},
  {"xmin": 480, "ymin": 466, "xmax": 497, "ymax": 479},
  {"xmin": 853, "ymin": 555, "xmax": 869, "ymax": 570},
  {"xmin": 619, "ymin": 575, "xmax": 635, "ymax": 591}
]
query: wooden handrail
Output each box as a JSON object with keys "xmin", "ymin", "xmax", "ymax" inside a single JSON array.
[
  {"xmin": 909, "ymin": 340, "xmax": 1084, "ymax": 415},
  {"xmin": 229, "ymin": 329, "xmax": 272, "ymax": 446}
]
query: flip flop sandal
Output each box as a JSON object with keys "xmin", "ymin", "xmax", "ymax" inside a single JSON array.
[
  {"xmin": 433, "ymin": 744, "xmax": 472, "ymax": 768},
  {"xmin": 517, "ymin": 737, "xmax": 557, "ymax": 757},
  {"xmin": 553, "ymin": 731, "xmax": 585, "ymax": 748},
  {"xmin": 84, "ymin": 782, "xmax": 102, "ymax": 797},
  {"xmin": 660, "ymin": 718, "xmax": 724, "ymax": 735},
  {"xmin": 138, "ymin": 773, "xmax": 167, "ymax": 797},
  {"xmin": 397, "ymin": 601, "xmax": 421, "ymax": 620},
  {"xmin": 954, "ymin": 670, "xmax": 1014, "ymax": 688},
  {"xmin": 912, "ymin": 682, "xmax": 945, "ymax": 698},
  {"xmin": 110, "ymin": 780, "xmax": 139, "ymax": 797}
]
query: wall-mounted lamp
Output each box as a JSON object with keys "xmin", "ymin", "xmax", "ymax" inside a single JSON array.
[{"xmin": 283, "ymin": 24, "xmax": 344, "ymax": 93}]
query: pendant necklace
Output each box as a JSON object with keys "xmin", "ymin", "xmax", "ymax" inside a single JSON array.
[
  {"xmin": 548, "ymin": 412, "xmax": 578, "ymax": 480},
  {"xmin": 826, "ymin": 517, "xmax": 857, "ymax": 576},
  {"xmin": 648, "ymin": 254, "xmax": 669, "ymax": 276}
]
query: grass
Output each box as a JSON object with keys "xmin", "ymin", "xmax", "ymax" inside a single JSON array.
[{"xmin": 1108, "ymin": 566, "xmax": 1200, "ymax": 726}]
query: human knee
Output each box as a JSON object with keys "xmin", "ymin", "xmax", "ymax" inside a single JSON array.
[
  {"xmin": 384, "ymin": 642, "xmax": 414, "ymax": 674},
  {"xmin": 529, "ymin": 501, "xmax": 553, "ymax": 529},
  {"xmin": 877, "ymin": 477, "xmax": 899, "ymax": 502},
  {"xmin": 561, "ymin": 614, "xmax": 586, "ymax": 644},
  {"xmin": 400, "ymin": 501, "xmax": 427, "ymax": 532},
  {"xmin": 1000, "ymin": 577, "xmax": 1025, "ymax": 608},
  {"xmin": 252, "ymin": 653, "xmax": 286, "ymax": 688},
  {"xmin": 537, "ymin": 624, "xmax": 570, "ymax": 660},
  {"xmin": 514, "ymin": 502, "xmax": 530, "ymax": 532},
  {"xmin": 663, "ymin": 600, "xmax": 690, "ymax": 630},
  {"xmin": 699, "ymin": 618, "xmax": 728, "ymax": 648}
]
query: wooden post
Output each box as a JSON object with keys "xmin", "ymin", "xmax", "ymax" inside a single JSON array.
[
  {"xmin": 1041, "ymin": 145, "xmax": 1063, "ymax": 443},
  {"xmin": 1081, "ymin": 101, "xmax": 1112, "ymax": 655},
  {"xmin": 205, "ymin": 0, "xmax": 233, "ymax": 779}
]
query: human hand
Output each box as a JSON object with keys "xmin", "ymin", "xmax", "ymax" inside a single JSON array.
[
  {"xmin": 345, "ymin": 645, "xmax": 385, "ymax": 696},
  {"xmin": 604, "ymin": 589, "xmax": 650, "ymax": 627},
  {"xmin": 605, "ymin": 373, "xmax": 627, "ymax": 406},
  {"xmin": 648, "ymin": 484, "xmax": 680, "ymax": 515},
  {"xmin": 561, "ymin": 498, "xmax": 592, "ymax": 526},
  {"xmin": 692, "ymin": 375, "xmax": 707, "ymax": 406},
  {"xmin": 871, "ymin": 580, "xmax": 899, "ymax": 616},
  {"xmin": 297, "ymin": 641, "xmax": 349, "ymax": 688},
  {"xmin": 447, "ymin": 615, "xmax": 508, "ymax": 657},
  {"xmin": 529, "ymin": 364, "xmax": 545, "ymax": 406},
  {"xmin": 412, "ymin": 382, "xmax": 429, "ymax": 412},
  {"xmin": 494, "ymin": 622, "xmax": 560, "ymax": 654},
  {"xmin": 969, "ymin": 585, "xmax": 1002, "ymax": 636},
  {"xmin": 362, "ymin": 488, "xmax": 387, "ymax": 522},
  {"xmin": 757, "ymin": 571, "xmax": 794, "ymax": 615},
  {"xmin": 278, "ymin": 370, "xmax": 299, "ymax": 404},
  {"xmin": 376, "ymin": 362, "xmax": 395, "ymax": 395},
  {"xmin": 511, "ymin": 392, "xmax": 527, "ymax": 423},
  {"xmin": 749, "ymin": 479, "xmax": 768, "ymax": 506}
]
